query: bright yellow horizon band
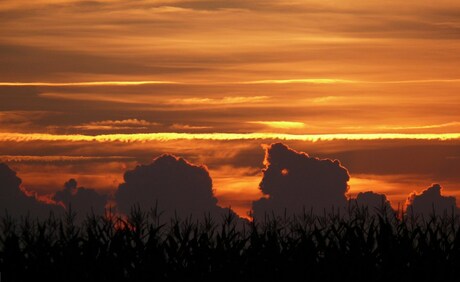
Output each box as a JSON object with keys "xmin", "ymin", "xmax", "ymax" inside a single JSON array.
[
  {"xmin": 2, "ymin": 78, "xmax": 460, "ymax": 87},
  {"xmin": 1, "ymin": 132, "xmax": 459, "ymax": 143}
]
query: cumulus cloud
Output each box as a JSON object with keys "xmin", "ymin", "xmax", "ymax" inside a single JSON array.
[
  {"xmin": 252, "ymin": 143, "xmax": 350, "ymax": 218},
  {"xmin": 406, "ymin": 184, "xmax": 458, "ymax": 217},
  {"xmin": 0, "ymin": 163, "xmax": 62, "ymax": 218},
  {"xmin": 53, "ymin": 178, "xmax": 107, "ymax": 217},
  {"xmin": 115, "ymin": 154, "xmax": 238, "ymax": 220},
  {"xmin": 350, "ymin": 191, "xmax": 393, "ymax": 216}
]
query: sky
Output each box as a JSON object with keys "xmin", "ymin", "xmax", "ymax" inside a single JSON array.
[{"xmin": 1, "ymin": 0, "xmax": 460, "ymax": 217}]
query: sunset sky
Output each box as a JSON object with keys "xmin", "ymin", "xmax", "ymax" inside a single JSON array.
[{"xmin": 1, "ymin": 0, "xmax": 460, "ymax": 217}]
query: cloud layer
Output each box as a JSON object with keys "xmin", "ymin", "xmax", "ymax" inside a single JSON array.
[{"xmin": 1, "ymin": 143, "xmax": 459, "ymax": 220}]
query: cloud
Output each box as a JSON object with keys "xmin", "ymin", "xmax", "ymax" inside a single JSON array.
[
  {"xmin": 242, "ymin": 78, "xmax": 357, "ymax": 84},
  {"xmin": 170, "ymin": 124, "xmax": 212, "ymax": 130},
  {"xmin": 115, "ymin": 154, "xmax": 238, "ymax": 220},
  {"xmin": 350, "ymin": 191, "xmax": 393, "ymax": 215},
  {"xmin": 331, "ymin": 145, "xmax": 460, "ymax": 182},
  {"xmin": 0, "ymin": 155, "xmax": 134, "ymax": 163},
  {"xmin": 377, "ymin": 122, "xmax": 460, "ymax": 131},
  {"xmin": 1, "ymin": 132, "xmax": 459, "ymax": 143},
  {"xmin": 0, "ymin": 163, "xmax": 62, "ymax": 218},
  {"xmin": 0, "ymin": 111, "xmax": 56, "ymax": 132},
  {"xmin": 252, "ymin": 143, "xmax": 350, "ymax": 218},
  {"xmin": 85, "ymin": 119, "xmax": 156, "ymax": 127},
  {"xmin": 53, "ymin": 178, "xmax": 107, "ymax": 217},
  {"xmin": 247, "ymin": 121, "xmax": 305, "ymax": 129},
  {"xmin": 167, "ymin": 96, "xmax": 269, "ymax": 105},
  {"xmin": 74, "ymin": 119, "xmax": 160, "ymax": 130},
  {"xmin": 406, "ymin": 184, "xmax": 458, "ymax": 217},
  {"xmin": 0, "ymin": 81, "xmax": 177, "ymax": 86}
]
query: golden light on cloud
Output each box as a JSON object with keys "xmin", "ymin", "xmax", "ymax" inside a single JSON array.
[
  {"xmin": 73, "ymin": 119, "xmax": 159, "ymax": 130},
  {"xmin": 0, "ymin": 81, "xmax": 179, "ymax": 87},
  {"xmin": 1, "ymin": 132, "xmax": 459, "ymax": 143},
  {"xmin": 378, "ymin": 122, "xmax": 460, "ymax": 130},
  {"xmin": 2, "ymin": 78, "xmax": 460, "ymax": 88},
  {"xmin": 0, "ymin": 155, "xmax": 133, "ymax": 162},
  {"xmin": 170, "ymin": 124, "xmax": 212, "ymax": 130},
  {"xmin": 248, "ymin": 121, "xmax": 306, "ymax": 129},
  {"xmin": 242, "ymin": 78, "xmax": 358, "ymax": 84},
  {"xmin": 168, "ymin": 96, "xmax": 269, "ymax": 105}
]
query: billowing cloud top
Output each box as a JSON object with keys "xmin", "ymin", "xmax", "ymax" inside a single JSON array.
[
  {"xmin": 252, "ymin": 143, "xmax": 350, "ymax": 218},
  {"xmin": 351, "ymin": 191, "xmax": 393, "ymax": 216},
  {"xmin": 115, "ymin": 154, "xmax": 237, "ymax": 220},
  {"xmin": 53, "ymin": 178, "xmax": 107, "ymax": 217},
  {"xmin": 406, "ymin": 184, "xmax": 458, "ymax": 217},
  {"xmin": 0, "ymin": 163, "xmax": 62, "ymax": 218}
]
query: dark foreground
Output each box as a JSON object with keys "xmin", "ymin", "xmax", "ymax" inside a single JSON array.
[{"xmin": 1, "ymin": 208, "xmax": 460, "ymax": 281}]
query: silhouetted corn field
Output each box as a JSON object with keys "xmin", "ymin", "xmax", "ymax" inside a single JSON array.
[{"xmin": 2, "ymin": 206, "xmax": 460, "ymax": 281}]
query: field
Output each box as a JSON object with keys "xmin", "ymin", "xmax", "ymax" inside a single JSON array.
[{"xmin": 1, "ymin": 206, "xmax": 460, "ymax": 281}]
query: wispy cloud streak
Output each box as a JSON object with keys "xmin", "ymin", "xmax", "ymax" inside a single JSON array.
[
  {"xmin": 1, "ymin": 132, "xmax": 459, "ymax": 143},
  {"xmin": 0, "ymin": 81, "xmax": 179, "ymax": 87},
  {"xmin": 2, "ymin": 78, "xmax": 460, "ymax": 87}
]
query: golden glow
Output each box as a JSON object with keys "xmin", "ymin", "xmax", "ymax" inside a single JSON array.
[
  {"xmin": 378, "ymin": 122, "xmax": 460, "ymax": 130},
  {"xmin": 375, "ymin": 79, "xmax": 460, "ymax": 84},
  {"xmin": 243, "ymin": 79, "xmax": 460, "ymax": 85},
  {"xmin": 170, "ymin": 124, "xmax": 212, "ymax": 130},
  {"xmin": 1, "ymin": 132, "xmax": 459, "ymax": 143},
  {"xmin": 0, "ymin": 155, "xmax": 134, "ymax": 162},
  {"xmin": 168, "ymin": 96, "xmax": 269, "ymax": 105},
  {"xmin": 0, "ymin": 81, "xmax": 179, "ymax": 87},
  {"xmin": 212, "ymin": 171, "xmax": 262, "ymax": 219},
  {"xmin": 242, "ymin": 78, "xmax": 358, "ymax": 84},
  {"xmin": 248, "ymin": 121, "xmax": 306, "ymax": 129},
  {"xmin": 2, "ymin": 78, "xmax": 460, "ymax": 88}
]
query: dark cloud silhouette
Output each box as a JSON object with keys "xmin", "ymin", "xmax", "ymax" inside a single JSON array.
[
  {"xmin": 115, "ymin": 154, "xmax": 238, "ymax": 220},
  {"xmin": 0, "ymin": 163, "xmax": 62, "ymax": 218},
  {"xmin": 252, "ymin": 143, "xmax": 350, "ymax": 219},
  {"xmin": 53, "ymin": 178, "xmax": 107, "ymax": 217},
  {"xmin": 406, "ymin": 184, "xmax": 458, "ymax": 217},
  {"xmin": 350, "ymin": 191, "xmax": 393, "ymax": 216}
]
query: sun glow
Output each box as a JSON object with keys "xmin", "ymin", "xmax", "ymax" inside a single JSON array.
[{"xmin": 248, "ymin": 121, "xmax": 306, "ymax": 129}]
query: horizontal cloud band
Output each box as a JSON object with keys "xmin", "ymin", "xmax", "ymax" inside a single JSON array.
[
  {"xmin": 2, "ymin": 79, "xmax": 460, "ymax": 87},
  {"xmin": 1, "ymin": 132, "xmax": 459, "ymax": 143}
]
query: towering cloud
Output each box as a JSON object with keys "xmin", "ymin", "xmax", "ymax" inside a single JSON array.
[
  {"xmin": 406, "ymin": 184, "xmax": 458, "ymax": 217},
  {"xmin": 0, "ymin": 163, "xmax": 62, "ymax": 218},
  {"xmin": 53, "ymin": 178, "xmax": 107, "ymax": 217},
  {"xmin": 252, "ymin": 143, "xmax": 350, "ymax": 219},
  {"xmin": 115, "ymin": 154, "xmax": 237, "ymax": 220},
  {"xmin": 351, "ymin": 191, "xmax": 393, "ymax": 216}
]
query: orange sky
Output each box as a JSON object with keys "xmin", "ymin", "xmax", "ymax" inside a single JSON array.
[{"xmin": 1, "ymin": 0, "xmax": 460, "ymax": 217}]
